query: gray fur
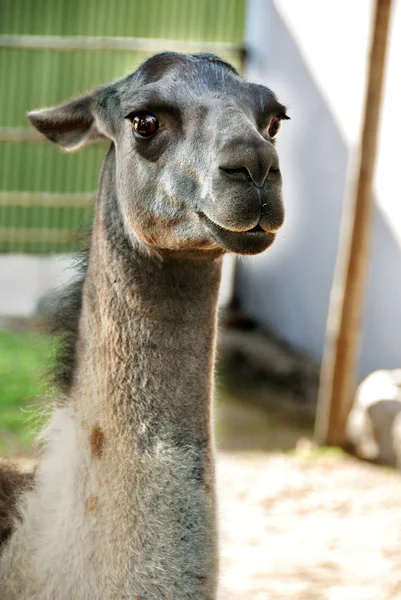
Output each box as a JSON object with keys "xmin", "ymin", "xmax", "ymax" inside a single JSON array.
[{"xmin": 0, "ymin": 52, "xmax": 287, "ymax": 599}]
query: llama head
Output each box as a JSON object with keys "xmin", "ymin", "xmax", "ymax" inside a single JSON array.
[{"xmin": 28, "ymin": 52, "xmax": 288, "ymax": 256}]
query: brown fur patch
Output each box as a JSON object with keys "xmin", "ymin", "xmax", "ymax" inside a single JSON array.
[
  {"xmin": 205, "ymin": 484, "xmax": 211, "ymax": 493},
  {"xmin": 89, "ymin": 425, "xmax": 104, "ymax": 459},
  {"xmin": 85, "ymin": 494, "xmax": 99, "ymax": 513},
  {"xmin": 0, "ymin": 464, "xmax": 35, "ymax": 547},
  {"xmin": 184, "ymin": 164, "xmax": 201, "ymax": 184},
  {"xmin": 165, "ymin": 191, "xmax": 182, "ymax": 208}
]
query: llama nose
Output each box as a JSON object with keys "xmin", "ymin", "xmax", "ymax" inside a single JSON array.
[{"xmin": 219, "ymin": 141, "xmax": 278, "ymax": 188}]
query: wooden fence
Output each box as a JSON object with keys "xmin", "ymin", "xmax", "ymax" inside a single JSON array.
[{"xmin": 0, "ymin": 0, "xmax": 245, "ymax": 253}]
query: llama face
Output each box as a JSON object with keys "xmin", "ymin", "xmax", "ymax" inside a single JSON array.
[{"xmin": 28, "ymin": 52, "xmax": 288, "ymax": 256}]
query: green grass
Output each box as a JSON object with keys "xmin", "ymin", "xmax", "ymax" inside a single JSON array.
[
  {"xmin": 0, "ymin": 327, "xmax": 316, "ymax": 457},
  {"xmin": 0, "ymin": 329, "xmax": 54, "ymax": 454}
]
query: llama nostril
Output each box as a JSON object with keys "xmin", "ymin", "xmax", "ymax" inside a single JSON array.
[{"xmin": 219, "ymin": 166, "xmax": 251, "ymax": 182}]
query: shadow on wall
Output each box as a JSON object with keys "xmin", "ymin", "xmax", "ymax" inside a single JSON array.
[
  {"xmin": 237, "ymin": 0, "xmax": 401, "ymax": 382},
  {"xmin": 362, "ymin": 209, "xmax": 401, "ymax": 378}
]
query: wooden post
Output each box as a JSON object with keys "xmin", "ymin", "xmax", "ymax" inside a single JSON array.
[{"xmin": 314, "ymin": 0, "xmax": 393, "ymax": 447}]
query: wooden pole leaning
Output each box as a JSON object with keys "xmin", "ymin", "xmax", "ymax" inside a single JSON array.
[{"xmin": 314, "ymin": 0, "xmax": 393, "ymax": 447}]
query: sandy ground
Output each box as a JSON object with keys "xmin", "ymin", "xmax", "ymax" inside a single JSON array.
[
  {"xmin": 3, "ymin": 392, "xmax": 401, "ymax": 598},
  {"xmin": 217, "ymin": 449, "xmax": 401, "ymax": 600}
]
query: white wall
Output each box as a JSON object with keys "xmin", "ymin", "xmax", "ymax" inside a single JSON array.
[
  {"xmin": 239, "ymin": 0, "xmax": 401, "ymax": 381},
  {"xmin": 0, "ymin": 253, "xmax": 235, "ymax": 317},
  {"xmin": 0, "ymin": 255, "xmax": 74, "ymax": 317}
]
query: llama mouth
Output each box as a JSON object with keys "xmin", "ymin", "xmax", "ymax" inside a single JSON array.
[
  {"xmin": 198, "ymin": 212, "xmax": 276, "ymax": 255},
  {"xmin": 248, "ymin": 223, "xmax": 265, "ymax": 233}
]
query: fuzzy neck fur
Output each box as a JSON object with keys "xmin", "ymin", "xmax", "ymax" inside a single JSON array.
[{"xmin": 0, "ymin": 146, "xmax": 222, "ymax": 600}]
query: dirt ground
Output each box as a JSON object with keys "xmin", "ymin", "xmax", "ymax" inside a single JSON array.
[
  {"xmin": 3, "ymin": 393, "xmax": 401, "ymax": 599},
  {"xmin": 217, "ymin": 446, "xmax": 401, "ymax": 600}
]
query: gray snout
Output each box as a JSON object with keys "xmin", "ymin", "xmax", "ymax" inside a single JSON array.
[
  {"xmin": 218, "ymin": 137, "xmax": 279, "ymax": 188},
  {"xmin": 200, "ymin": 126, "xmax": 284, "ymax": 237}
]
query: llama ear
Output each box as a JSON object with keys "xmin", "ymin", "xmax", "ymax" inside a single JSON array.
[{"xmin": 28, "ymin": 93, "xmax": 105, "ymax": 151}]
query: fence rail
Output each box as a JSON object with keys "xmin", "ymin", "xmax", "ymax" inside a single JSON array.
[
  {"xmin": 0, "ymin": 192, "xmax": 94, "ymax": 208},
  {"xmin": 0, "ymin": 227, "xmax": 81, "ymax": 244},
  {"xmin": 0, "ymin": 128, "xmax": 41, "ymax": 143},
  {"xmin": 0, "ymin": 34, "xmax": 246, "ymax": 58}
]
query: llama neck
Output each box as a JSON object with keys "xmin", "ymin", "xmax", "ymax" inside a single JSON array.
[
  {"xmin": 73, "ymin": 144, "xmax": 222, "ymax": 447},
  {"xmin": 65, "ymin": 156, "xmax": 222, "ymax": 598},
  {"xmin": 0, "ymin": 149, "xmax": 223, "ymax": 600},
  {"xmin": 76, "ymin": 222, "xmax": 222, "ymax": 448}
]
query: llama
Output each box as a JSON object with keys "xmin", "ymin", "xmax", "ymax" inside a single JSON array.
[{"xmin": 0, "ymin": 52, "xmax": 288, "ymax": 599}]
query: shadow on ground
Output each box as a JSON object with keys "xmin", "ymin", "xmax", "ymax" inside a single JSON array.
[{"xmin": 215, "ymin": 387, "xmax": 312, "ymax": 453}]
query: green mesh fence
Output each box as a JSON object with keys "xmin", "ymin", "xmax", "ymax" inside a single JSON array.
[{"xmin": 0, "ymin": 0, "xmax": 246, "ymax": 253}]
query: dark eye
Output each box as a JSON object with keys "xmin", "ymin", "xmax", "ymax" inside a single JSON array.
[
  {"xmin": 131, "ymin": 113, "xmax": 159, "ymax": 138},
  {"xmin": 268, "ymin": 115, "xmax": 282, "ymax": 138}
]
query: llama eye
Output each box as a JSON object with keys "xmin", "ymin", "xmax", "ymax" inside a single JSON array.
[
  {"xmin": 131, "ymin": 114, "xmax": 159, "ymax": 138},
  {"xmin": 268, "ymin": 116, "xmax": 282, "ymax": 138}
]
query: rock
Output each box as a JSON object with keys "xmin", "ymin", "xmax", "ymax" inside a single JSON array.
[
  {"xmin": 346, "ymin": 369, "xmax": 401, "ymax": 466},
  {"xmin": 217, "ymin": 317, "xmax": 319, "ymax": 417}
]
